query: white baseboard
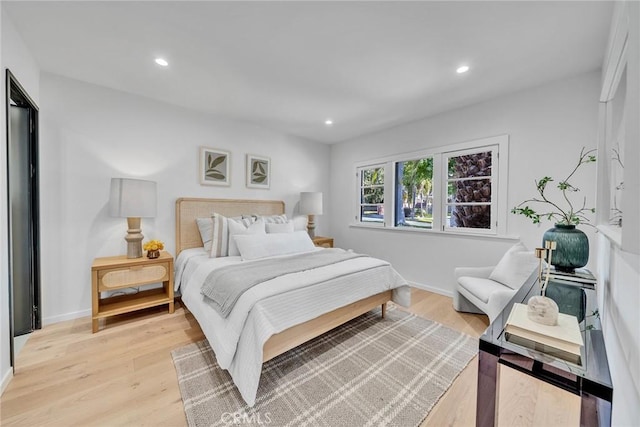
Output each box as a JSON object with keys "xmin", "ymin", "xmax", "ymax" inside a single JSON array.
[
  {"xmin": 43, "ymin": 308, "xmax": 91, "ymax": 326},
  {"xmin": 407, "ymin": 281, "xmax": 454, "ymax": 298},
  {"xmin": 1, "ymin": 367, "xmax": 13, "ymax": 395}
]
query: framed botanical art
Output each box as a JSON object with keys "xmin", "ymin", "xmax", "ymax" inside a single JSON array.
[
  {"xmin": 200, "ymin": 147, "xmax": 230, "ymax": 186},
  {"xmin": 246, "ymin": 154, "xmax": 270, "ymax": 189}
]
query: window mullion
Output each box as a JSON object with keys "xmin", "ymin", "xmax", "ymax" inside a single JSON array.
[
  {"xmin": 432, "ymin": 153, "xmax": 443, "ymax": 231},
  {"xmin": 384, "ymin": 161, "xmax": 393, "ymax": 227}
]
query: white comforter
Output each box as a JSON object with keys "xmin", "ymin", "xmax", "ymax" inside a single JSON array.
[{"xmin": 176, "ymin": 248, "xmax": 411, "ymax": 406}]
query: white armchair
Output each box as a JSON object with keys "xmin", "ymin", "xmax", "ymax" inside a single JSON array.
[{"xmin": 453, "ymin": 243, "xmax": 538, "ymax": 323}]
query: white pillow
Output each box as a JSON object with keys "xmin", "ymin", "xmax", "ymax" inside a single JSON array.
[
  {"xmin": 243, "ymin": 214, "xmax": 288, "ymax": 224},
  {"xmin": 266, "ymin": 221, "xmax": 294, "ymax": 234},
  {"xmin": 235, "ymin": 231, "xmax": 316, "ymax": 261},
  {"xmin": 489, "ymin": 242, "xmax": 538, "ymax": 290},
  {"xmin": 291, "ymin": 215, "xmax": 308, "ymax": 232},
  {"xmin": 196, "ymin": 217, "xmax": 215, "ymax": 252},
  {"xmin": 228, "ymin": 218, "xmax": 266, "ymax": 256}
]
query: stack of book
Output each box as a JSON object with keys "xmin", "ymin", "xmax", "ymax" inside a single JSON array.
[{"xmin": 504, "ymin": 303, "xmax": 584, "ymax": 365}]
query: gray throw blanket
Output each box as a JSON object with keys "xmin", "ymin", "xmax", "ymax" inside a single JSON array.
[{"xmin": 201, "ymin": 249, "xmax": 365, "ymax": 318}]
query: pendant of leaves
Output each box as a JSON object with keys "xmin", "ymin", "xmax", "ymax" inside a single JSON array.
[
  {"xmin": 206, "ymin": 153, "xmax": 226, "ymax": 180},
  {"xmin": 251, "ymin": 160, "xmax": 268, "ymax": 184}
]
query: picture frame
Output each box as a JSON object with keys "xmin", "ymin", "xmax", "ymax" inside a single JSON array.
[
  {"xmin": 200, "ymin": 147, "xmax": 230, "ymax": 186},
  {"xmin": 246, "ymin": 154, "xmax": 270, "ymax": 189}
]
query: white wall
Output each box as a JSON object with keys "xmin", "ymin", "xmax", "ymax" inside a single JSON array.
[
  {"xmin": 329, "ymin": 71, "xmax": 601, "ymax": 295},
  {"xmin": 595, "ymin": 2, "xmax": 640, "ymax": 425},
  {"xmin": 597, "ymin": 238, "xmax": 639, "ymax": 426},
  {"xmin": 0, "ymin": 10, "xmax": 41, "ymax": 393},
  {"xmin": 39, "ymin": 73, "xmax": 330, "ymax": 325},
  {"xmin": 1, "ymin": 1, "xmax": 6, "ymax": 395}
]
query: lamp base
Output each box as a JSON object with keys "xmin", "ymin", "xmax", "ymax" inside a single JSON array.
[
  {"xmin": 306, "ymin": 214, "xmax": 316, "ymax": 238},
  {"xmin": 125, "ymin": 217, "xmax": 144, "ymax": 259}
]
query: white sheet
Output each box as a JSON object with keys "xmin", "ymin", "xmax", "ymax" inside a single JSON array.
[{"xmin": 177, "ymin": 248, "xmax": 411, "ymax": 406}]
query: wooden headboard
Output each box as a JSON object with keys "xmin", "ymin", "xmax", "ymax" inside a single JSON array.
[{"xmin": 175, "ymin": 198, "xmax": 285, "ymax": 254}]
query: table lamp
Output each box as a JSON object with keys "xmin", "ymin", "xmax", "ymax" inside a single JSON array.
[
  {"xmin": 109, "ymin": 178, "xmax": 157, "ymax": 258},
  {"xmin": 299, "ymin": 192, "xmax": 323, "ymax": 238}
]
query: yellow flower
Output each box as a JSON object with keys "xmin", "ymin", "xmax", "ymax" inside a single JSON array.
[{"xmin": 143, "ymin": 239, "xmax": 164, "ymax": 252}]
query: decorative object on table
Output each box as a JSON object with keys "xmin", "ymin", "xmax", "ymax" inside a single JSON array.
[
  {"xmin": 245, "ymin": 154, "xmax": 270, "ymax": 189},
  {"xmin": 528, "ymin": 240, "xmax": 559, "ymax": 326},
  {"xmin": 143, "ymin": 239, "xmax": 164, "ymax": 258},
  {"xmin": 109, "ymin": 178, "xmax": 157, "ymax": 259},
  {"xmin": 200, "ymin": 147, "xmax": 230, "ymax": 186},
  {"xmin": 504, "ymin": 302, "xmax": 583, "ymax": 365},
  {"xmin": 299, "ymin": 191, "xmax": 323, "ymax": 238},
  {"xmin": 541, "ymin": 224, "xmax": 589, "ymax": 272},
  {"xmin": 511, "ymin": 147, "xmax": 596, "ymax": 272}
]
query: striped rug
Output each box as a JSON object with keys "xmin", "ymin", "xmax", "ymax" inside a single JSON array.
[{"xmin": 171, "ymin": 307, "xmax": 477, "ymax": 427}]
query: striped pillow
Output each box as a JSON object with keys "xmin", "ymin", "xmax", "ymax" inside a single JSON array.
[
  {"xmin": 210, "ymin": 214, "xmax": 255, "ymax": 258},
  {"xmin": 196, "ymin": 214, "xmax": 252, "ymax": 254}
]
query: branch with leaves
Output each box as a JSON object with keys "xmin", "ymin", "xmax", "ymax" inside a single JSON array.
[{"xmin": 511, "ymin": 147, "xmax": 596, "ymax": 226}]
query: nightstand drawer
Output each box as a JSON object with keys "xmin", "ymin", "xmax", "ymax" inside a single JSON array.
[{"xmin": 98, "ymin": 262, "xmax": 170, "ymax": 291}]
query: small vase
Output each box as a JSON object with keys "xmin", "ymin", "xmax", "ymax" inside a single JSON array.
[
  {"xmin": 542, "ymin": 224, "xmax": 588, "ymax": 273},
  {"xmin": 147, "ymin": 249, "xmax": 160, "ymax": 259}
]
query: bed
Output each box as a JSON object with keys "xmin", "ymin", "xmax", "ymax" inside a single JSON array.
[{"xmin": 174, "ymin": 197, "xmax": 410, "ymax": 406}]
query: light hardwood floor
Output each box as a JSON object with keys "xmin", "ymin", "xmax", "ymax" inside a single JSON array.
[{"xmin": 0, "ymin": 288, "xmax": 579, "ymax": 426}]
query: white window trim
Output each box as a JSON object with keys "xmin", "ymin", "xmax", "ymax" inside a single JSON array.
[{"xmin": 353, "ymin": 134, "xmax": 509, "ymax": 236}]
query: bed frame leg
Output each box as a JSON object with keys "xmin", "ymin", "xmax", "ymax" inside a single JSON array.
[{"xmin": 381, "ymin": 302, "xmax": 387, "ymax": 319}]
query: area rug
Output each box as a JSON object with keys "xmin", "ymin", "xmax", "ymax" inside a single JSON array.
[{"xmin": 171, "ymin": 307, "xmax": 477, "ymax": 427}]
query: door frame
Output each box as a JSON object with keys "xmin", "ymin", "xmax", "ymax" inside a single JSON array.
[{"xmin": 5, "ymin": 69, "xmax": 41, "ymax": 370}]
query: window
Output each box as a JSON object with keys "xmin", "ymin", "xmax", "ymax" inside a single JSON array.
[
  {"xmin": 357, "ymin": 165, "xmax": 385, "ymax": 224},
  {"xmin": 444, "ymin": 148, "xmax": 496, "ymax": 233},
  {"xmin": 355, "ymin": 135, "xmax": 507, "ymax": 235},
  {"xmin": 395, "ymin": 157, "xmax": 434, "ymax": 229}
]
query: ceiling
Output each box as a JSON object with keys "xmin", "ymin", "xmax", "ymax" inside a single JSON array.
[{"xmin": 3, "ymin": 1, "xmax": 613, "ymax": 143}]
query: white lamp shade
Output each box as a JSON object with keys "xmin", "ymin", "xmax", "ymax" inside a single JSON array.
[
  {"xmin": 109, "ymin": 178, "xmax": 157, "ymax": 218},
  {"xmin": 299, "ymin": 192, "xmax": 323, "ymax": 215}
]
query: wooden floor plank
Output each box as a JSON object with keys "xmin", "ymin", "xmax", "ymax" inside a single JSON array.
[{"xmin": 1, "ymin": 289, "xmax": 578, "ymax": 426}]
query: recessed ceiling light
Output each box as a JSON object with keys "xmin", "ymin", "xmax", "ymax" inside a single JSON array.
[
  {"xmin": 325, "ymin": 119, "xmax": 333, "ymax": 126},
  {"xmin": 155, "ymin": 58, "xmax": 169, "ymax": 67},
  {"xmin": 456, "ymin": 65, "xmax": 470, "ymax": 74}
]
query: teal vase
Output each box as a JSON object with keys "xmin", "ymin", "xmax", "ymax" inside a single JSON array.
[{"xmin": 542, "ymin": 224, "xmax": 589, "ymax": 273}]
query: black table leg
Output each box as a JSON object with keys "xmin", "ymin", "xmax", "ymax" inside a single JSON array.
[{"xmin": 476, "ymin": 349, "xmax": 500, "ymax": 427}]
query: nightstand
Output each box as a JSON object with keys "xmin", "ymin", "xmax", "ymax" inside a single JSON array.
[
  {"xmin": 91, "ymin": 251, "xmax": 174, "ymax": 333},
  {"xmin": 312, "ymin": 236, "xmax": 334, "ymax": 248}
]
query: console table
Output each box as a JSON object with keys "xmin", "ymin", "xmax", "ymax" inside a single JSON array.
[{"xmin": 476, "ymin": 270, "xmax": 613, "ymax": 427}]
